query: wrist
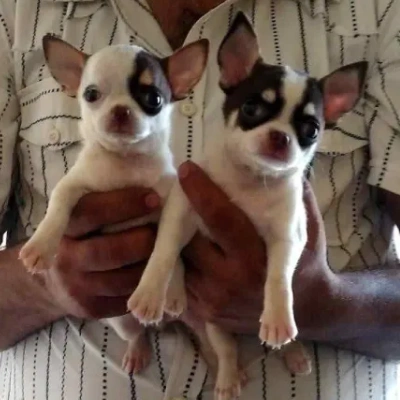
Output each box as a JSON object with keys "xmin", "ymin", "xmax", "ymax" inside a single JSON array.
[{"xmin": 294, "ymin": 253, "xmax": 342, "ymax": 341}]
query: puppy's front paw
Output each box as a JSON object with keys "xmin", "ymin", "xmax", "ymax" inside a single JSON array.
[
  {"xmin": 259, "ymin": 304, "xmax": 297, "ymax": 348},
  {"xmin": 164, "ymin": 278, "xmax": 187, "ymax": 317},
  {"xmin": 19, "ymin": 236, "xmax": 57, "ymax": 273},
  {"xmin": 127, "ymin": 283, "xmax": 165, "ymax": 325}
]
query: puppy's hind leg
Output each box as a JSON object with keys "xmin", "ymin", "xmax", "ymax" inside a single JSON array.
[
  {"xmin": 280, "ymin": 341, "xmax": 312, "ymax": 376},
  {"xmin": 206, "ymin": 323, "xmax": 243, "ymax": 400},
  {"xmin": 106, "ymin": 315, "xmax": 152, "ymax": 374}
]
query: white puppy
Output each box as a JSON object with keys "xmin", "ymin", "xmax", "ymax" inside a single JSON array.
[
  {"xmin": 127, "ymin": 12, "xmax": 367, "ymax": 399},
  {"xmin": 19, "ymin": 35, "xmax": 209, "ymax": 373}
]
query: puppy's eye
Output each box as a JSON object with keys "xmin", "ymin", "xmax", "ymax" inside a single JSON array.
[
  {"xmin": 299, "ymin": 119, "xmax": 320, "ymax": 144},
  {"xmin": 83, "ymin": 85, "xmax": 101, "ymax": 103},
  {"xmin": 137, "ymin": 87, "xmax": 163, "ymax": 115},
  {"xmin": 241, "ymin": 98, "xmax": 265, "ymax": 119},
  {"xmin": 239, "ymin": 97, "xmax": 270, "ymax": 128}
]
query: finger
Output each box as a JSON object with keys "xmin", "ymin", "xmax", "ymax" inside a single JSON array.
[
  {"xmin": 178, "ymin": 161, "xmax": 264, "ymax": 257},
  {"xmin": 182, "ymin": 232, "xmax": 224, "ymax": 269},
  {"xmin": 184, "ymin": 232, "xmax": 265, "ymax": 286},
  {"xmin": 80, "ymin": 265, "xmax": 145, "ymax": 297},
  {"xmin": 66, "ymin": 187, "xmax": 161, "ymax": 238},
  {"xmin": 59, "ymin": 226, "xmax": 156, "ymax": 272},
  {"xmin": 303, "ymin": 180, "xmax": 326, "ymax": 252}
]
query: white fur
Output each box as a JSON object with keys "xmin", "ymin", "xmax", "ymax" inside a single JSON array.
[
  {"xmin": 19, "ymin": 43, "xmax": 188, "ymax": 374},
  {"xmin": 128, "ymin": 68, "xmax": 317, "ymax": 397}
]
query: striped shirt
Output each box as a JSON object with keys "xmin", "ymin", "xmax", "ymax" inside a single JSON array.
[{"xmin": 0, "ymin": 0, "xmax": 399, "ymax": 398}]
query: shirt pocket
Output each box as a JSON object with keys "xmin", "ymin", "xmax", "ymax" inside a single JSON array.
[
  {"xmin": 17, "ymin": 78, "xmax": 83, "ymax": 223},
  {"xmin": 326, "ymin": 0, "xmax": 378, "ymax": 68},
  {"xmin": 313, "ymin": 108, "xmax": 370, "ymax": 250}
]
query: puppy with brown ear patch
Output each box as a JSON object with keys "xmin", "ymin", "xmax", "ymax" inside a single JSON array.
[
  {"xmin": 127, "ymin": 12, "xmax": 367, "ymax": 400},
  {"xmin": 19, "ymin": 35, "xmax": 209, "ymax": 373}
]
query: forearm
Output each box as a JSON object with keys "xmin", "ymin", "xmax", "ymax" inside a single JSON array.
[
  {"xmin": 0, "ymin": 244, "xmax": 64, "ymax": 350},
  {"xmin": 297, "ymin": 266, "xmax": 400, "ymax": 359}
]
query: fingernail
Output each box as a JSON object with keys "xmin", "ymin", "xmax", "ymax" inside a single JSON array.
[
  {"xmin": 178, "ymin": 161, "xmax": 192, "ymax": 179},
  {"xmin": 145, "ymin": 193, "xmax": 160, "ymax": 209}
]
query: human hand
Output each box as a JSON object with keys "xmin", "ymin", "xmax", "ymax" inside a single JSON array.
[
  {"xmin": 41, "ymin": 187, "xmax": 160, "ymax": 319},
  {"xmin": 180, "ymin": 161, "xmax": 332, "ymax": 336}
]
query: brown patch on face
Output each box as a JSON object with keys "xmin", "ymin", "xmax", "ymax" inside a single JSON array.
[
  {"xmin": 128, "ymin": 51, "xmax": 172, "ymax": 107},
  {"xmin": 138, "ymin": 68, "xmax": 154, "ymax": 86}
]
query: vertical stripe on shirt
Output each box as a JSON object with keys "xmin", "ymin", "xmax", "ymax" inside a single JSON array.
[
  {"xmin": 32, "ymin": 333, "xmax": 39, "ymax": 400},
  {"xmin": 45, "ymin": 323, "xmax": 54, "ymax": 400},
  {"xmin": 101, "ymin": 326, "xmax": 110, "ymax": 400},
  {"xmin": 21, "ymin": 340, "xmax": 27, "ymax": 400},
  {"xmin": 261, "ymin": 349, "xmax": 268, "ymax": 400},
  {"xmin": 154, "ymin": 331, "xmax": 167, "ymax": 392},
  {"xmin": 129, "ymin": 373, "xmax": 137, "ymax": 400},
  {"xmin": 291, "ymin": 373, "xmax": 297, "ymax": 399},
  {"xmin": 313, "ymin": 343, "xmax": 321, "ymax": 400},
  {"xmin": 80, "ymin": 14, "xmax": 94, "ymax": 51},
  {"xmin": 79, "ymin": 322, "xmax": 86, "ymax": 400},
  {"xmin": 186, "ymin": 93, "xmax": 194, "ymax": 160},
  {"xmin": 270, "ymin": 0, "xmax": 282, "ymax": 65},
  {"xmin": 31, "ymin": 0, "xmax": 41, "ymax": 49},
  {"xmin": 40, "ymin": 146, "xmax": 49, "ymax": 207},
  {"xmin": 182, "ymin": 335, "xmax": 200, "ymax": 398},
  {"xmin": 61, "ymin": 322, "xmax": 69, "ymax": 400},
  {"xmin": 368, "ymin": 358, "xmax": 373, "ymax": 399},
  {"xmin": 108, "ymin": 17, "xmax": 118, "ymax": 45},
  {"xmin": 296, "ymin": 1, "xmax": 309, "ymax": 73},
  {"xmin": 0, "ymin": 78, "xmax": 12, "ymax": 171}
]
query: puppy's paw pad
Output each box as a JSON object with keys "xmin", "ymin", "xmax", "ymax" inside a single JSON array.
[
  {"xmin": 127, "ymin": 286, "xmax": 165, "ymax": 325},
  {"xmin": 259, "ymin": 312, "xmax": 297, "ymax": 348}
]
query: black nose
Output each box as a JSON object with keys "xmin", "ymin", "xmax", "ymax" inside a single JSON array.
[
  {"xmin": 270, "ymin": 130, "xmax": 290, "ymax": 150},
  {"xmin": 111, "ymin": 105, "xmax": 131, "ymax": 124}
]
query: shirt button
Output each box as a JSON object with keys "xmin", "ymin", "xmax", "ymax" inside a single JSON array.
[
  {"xmin": 49, "ymin": 128, "xmax": 61, "ymax": 144},
  {"xmin": 180, "ymin": 102, "xmax": 197, "ymax": 117}
]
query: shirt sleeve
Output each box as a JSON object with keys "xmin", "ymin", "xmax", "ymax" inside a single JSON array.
[
  {"xmin": 0, "ymin": 1, "xmax": 20, "ymax": 235},
  {"xmin": 366, "ymin": 0, "xmax": 400, "ymax": 194}
]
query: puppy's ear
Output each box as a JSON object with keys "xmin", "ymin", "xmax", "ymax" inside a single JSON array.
[
  {"xmin": 162, "ymin": 39, "xmax": 209, "ymax": 100},
  {"xmin": 217, "ymin": 12, "xmax": 260, "ymax": 91},
  {"xmin": 42, "ymin": 34, "xmax": 89, "ymax": 97},
  {"xmin": 319, "ymin": 61, "xmax": 368, "ymax": 127}
]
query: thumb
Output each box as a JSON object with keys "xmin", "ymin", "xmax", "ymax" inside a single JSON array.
[{"xmin": 178, "ymin": 161, "xmax": 264, "ymax": 258}]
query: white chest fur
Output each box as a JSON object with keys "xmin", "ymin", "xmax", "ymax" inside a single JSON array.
[{"xmin": 200, "ymin": 142, "xmax": 306, "ymax": 244}]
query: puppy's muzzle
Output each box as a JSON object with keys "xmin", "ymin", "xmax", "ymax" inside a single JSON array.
[
  {"xmin": 106, "ymin": 105, "xmax": 135, "ymax": 135},
  {"xmin": 259, "ymin": 130, "xmax": 290, "ymax": 162}
]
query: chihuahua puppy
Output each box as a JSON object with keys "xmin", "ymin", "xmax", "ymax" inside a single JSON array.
[
  {"xmin": 19, "ymin": 35, "xmax": 209, "ymax": 373},
  {"xmin": 127, "ymin": 12, "xmax": 367, "ymax": 399}
]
